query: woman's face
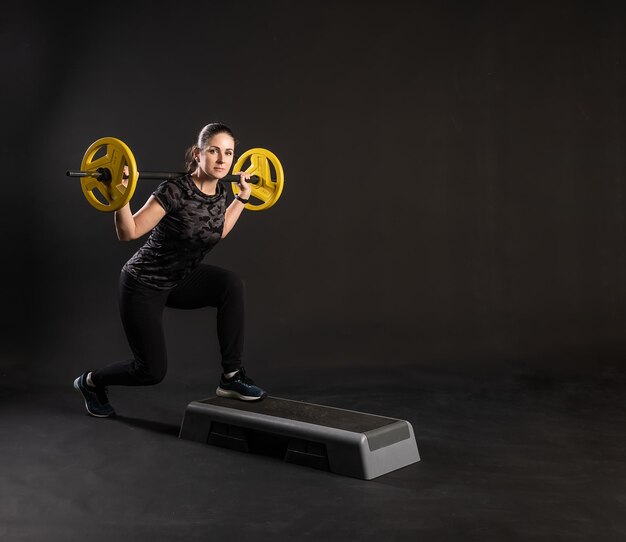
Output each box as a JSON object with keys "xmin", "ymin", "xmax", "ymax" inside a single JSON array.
[{"xmin": 195, "ymin": 132, "xmax": 235, "ymax": 179}]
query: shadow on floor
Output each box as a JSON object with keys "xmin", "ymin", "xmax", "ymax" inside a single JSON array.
[{"xmin": 113, "ymin": 415, "xmax": 181, "ymax": 437}]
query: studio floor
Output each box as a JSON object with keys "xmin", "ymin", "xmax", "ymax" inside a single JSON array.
[{"xmin": 1, "ymin": 361, "xmax": 625, "ymax": 541}]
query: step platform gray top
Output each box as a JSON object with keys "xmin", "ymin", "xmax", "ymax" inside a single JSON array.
[
  {"xmin": 188, "ymin": 396, "xmax": 412, "ymax": 452},
  {"xmin": 203, "ymin": 396, "xmax": 399, "ymax": 431}
]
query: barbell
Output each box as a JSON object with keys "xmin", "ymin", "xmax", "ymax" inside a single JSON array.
[{"xmin": 67, "ymin": 136, "xmax": 285, "ymax": 212}]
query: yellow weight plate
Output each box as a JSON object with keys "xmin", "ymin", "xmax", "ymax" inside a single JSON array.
[
  {"xmin": 79, "ymin": 137, "xmax": 138, "ymax": 212},
  {"xmin": 231, "ymin": 148, "xmax": 284, "ymax": 211}
]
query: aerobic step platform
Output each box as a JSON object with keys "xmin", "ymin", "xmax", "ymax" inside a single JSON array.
[{"xmin": 179, "ymin": 396, "xmax": 420, "ymax": 480}]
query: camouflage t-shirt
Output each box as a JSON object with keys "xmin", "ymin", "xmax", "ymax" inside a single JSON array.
[{"xmin": 122, "ymin": 175, "xmax": 227, "ymax": 290}]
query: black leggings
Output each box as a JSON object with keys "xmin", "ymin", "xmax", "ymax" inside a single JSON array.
[{"xmin": 91, "ymin": 265, "xmax": 245, "ymax": 388}]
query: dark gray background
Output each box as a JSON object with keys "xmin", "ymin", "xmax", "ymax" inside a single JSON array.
[{"xmin": 3, "ymin": 0, "xmax": 626, "ymax": 384}]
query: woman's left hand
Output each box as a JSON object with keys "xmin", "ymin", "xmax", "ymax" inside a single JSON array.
[{"xmin": 236, "ymin": 172, "xmax": 252, "ymax": 199}]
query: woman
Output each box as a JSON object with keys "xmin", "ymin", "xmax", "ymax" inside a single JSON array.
[{"xmin": 74, "ymin": 123, "xmax": 266, "ymax": 418}]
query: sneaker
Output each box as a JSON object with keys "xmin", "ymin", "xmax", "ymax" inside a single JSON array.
[
  {"xmin": 216, "ymin": 367, "xmax": 267, "ymax": 401},
  {"xmin": 73, "ymin": 372, "xmax": 116, "ymax": 417}
]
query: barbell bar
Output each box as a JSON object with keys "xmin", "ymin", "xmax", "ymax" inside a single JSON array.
[
  {"xmin": 67, "ymin": 136, "xmax": 285, "ymax": 213},
  {"xmin": 66, "ymin": 169, "xmax": 262, "ymax": 183}
]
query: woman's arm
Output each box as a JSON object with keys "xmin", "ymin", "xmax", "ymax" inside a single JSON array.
[
  {"xmin": 222, "ymin": 175, "xmax": 252, "ymax": 238},
  {"xmin": 115, "ymin": 196, "xmax": 166, "ymax": 241}
]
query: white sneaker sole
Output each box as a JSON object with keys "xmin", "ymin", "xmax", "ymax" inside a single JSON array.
[{"xmin": 216, "ymin": 387, "xmax": 266, "ymax": 401}]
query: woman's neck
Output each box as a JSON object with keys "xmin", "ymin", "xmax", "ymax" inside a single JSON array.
[{"xmin": 191, "ymin": 171, "xmax": 218, "ymax": 195}]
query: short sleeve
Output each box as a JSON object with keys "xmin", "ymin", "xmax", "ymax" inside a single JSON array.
[{"xmin": 152, "ymin": 180, "xmax": 183, "ymax": 213}]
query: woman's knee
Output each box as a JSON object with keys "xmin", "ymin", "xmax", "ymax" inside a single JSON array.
[
  {"xmin": 133, "ymin": 362, "xmax": 167, "ymax": 385},
  {"xmin": 222, "ymin": 271, "xmax": 245, "ymax": 297}
]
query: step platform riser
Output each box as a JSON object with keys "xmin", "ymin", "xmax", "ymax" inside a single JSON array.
[{"xmin": 179, "ymin": 396, "xmax": 420, "ymax": 480}]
